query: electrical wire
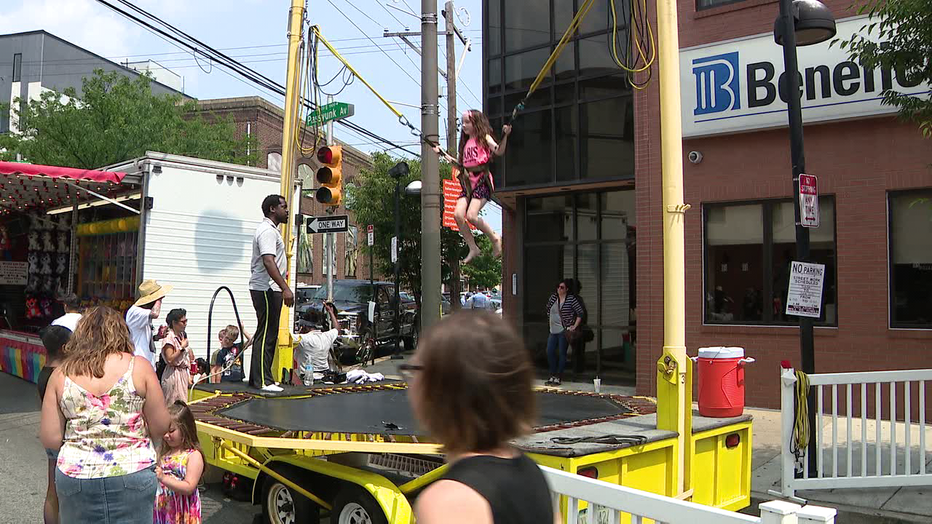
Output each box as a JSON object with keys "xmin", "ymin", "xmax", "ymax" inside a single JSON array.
[
  {"xmin": 792, "ymin": 370, "xmax": 811, "ymax": 460},
  {"xmin": 94, "ymin": 0, "xmax": 420, "ymax": 157},
  {"xmin": 608, "ymin": 0, "xmax": 656, "ymax": 89}
]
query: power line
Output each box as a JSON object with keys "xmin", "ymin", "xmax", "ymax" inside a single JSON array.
[{"xmin": 94, "ymin": 0, "xmax": 420, "ymax": 157}]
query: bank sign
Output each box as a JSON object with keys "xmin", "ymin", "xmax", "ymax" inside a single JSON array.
[{"xmin": 680, "ymin": 17, "xmax": 931, "ymax": 138}]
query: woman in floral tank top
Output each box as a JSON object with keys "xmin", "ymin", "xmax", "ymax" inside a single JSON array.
[{"xmin": 40, "ymin": 307, "xmax": 171, "ymax": 524}]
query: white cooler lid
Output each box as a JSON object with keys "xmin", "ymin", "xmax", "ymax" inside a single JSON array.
[{"xmin": 698, "ymin": 346, "xmax": 745, "ymax": 359}]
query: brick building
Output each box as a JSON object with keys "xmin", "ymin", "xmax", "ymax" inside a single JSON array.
[
  {"xmin": 194, "ymin": 97, "xmax": 376, "ymax": 286},
  {"xmin": 486, "ymin": 0, "xmax": 932, "ymax": 409}
]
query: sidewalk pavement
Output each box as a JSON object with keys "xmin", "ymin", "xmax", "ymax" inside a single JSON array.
[
  {"xmin": 361, "ymin": 354, "xmax": 931, "ymax": 522},
  {"xmin": 746, "ymin": 406, "xmax": 932, "ymax": 523}
]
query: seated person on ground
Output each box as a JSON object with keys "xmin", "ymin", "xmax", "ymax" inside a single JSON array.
[{"xmin": 295, "ymin": 302, "xmax": 340, "ymax": 382}]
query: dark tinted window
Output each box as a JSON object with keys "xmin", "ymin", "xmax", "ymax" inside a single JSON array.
[
  {"xmin": 579, "ymin": 34, "xmax": 618, "ymax": 78},
  {"xmin": 580, "ymin": 97, "xmax": 634, "ymax": 180},
  {"xmin": 890, "ymin": 191, "xmax": 932, "ymax": 328},
  {"xmin": 505, "ymin": 48, "xmax": 552, "ymax": 91},
  {"xmin": 504, "ymin": 110, "xmax": 552, "ymax": 187},
  {"xmin": 12, "ymin": 53, "xmax": 21, "ymax": 82},
  {"xmin": 488, "ymin": 0, "xmax": 502, "ymax": 55},
  {"xmin": 504, "ymin": 0, "xmax": 550, "ymax": 52},
  {"xmin": 526, "ymin": 196, "xmax": 573, "ymax": 243},
  {"xmin": 555, "ymin": 105, "xmax": 577, "ymax": 182}
]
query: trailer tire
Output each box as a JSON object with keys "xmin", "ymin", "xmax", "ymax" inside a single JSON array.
[
  {"xmin": 261, "ymin": 474, "xmax": 320, "ymax": 524},
  {"xmin": 332, "ymin": 485, "xmax": 388, "ymax": 524}
]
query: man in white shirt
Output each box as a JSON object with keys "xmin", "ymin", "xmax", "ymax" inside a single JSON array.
[
  {"xmin": 295, "ymin": 302, "xmax": 340, "ymax": 384},
  {"xmin": 51, "ymin": 293, "xmax": 82, "ymax": 332},
  {"xmin": 125, "ymin": 279, "xmax": 173, "ymax": 369},
  {"xmin": 248, "ymin": 194, "xmax": 295, "ymax": 392}
]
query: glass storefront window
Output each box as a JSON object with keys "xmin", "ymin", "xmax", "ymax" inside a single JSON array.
[
  {"xmin": 580, "ymin": 97, "xmax": 634, "ymax": 180},
  {"xmin": 704, "ymin": 199, "xmax": 837, "ymax": 325},
  {"xmin": 555, "ymin": 105, "xmax": 577, "ymax": 182},
  {"xmin": 555, "ymin": 43, "xmax": 576, "ymax": 81},
  {"xmin": 705, "ymin": 204, "xmax": 764, "ymax": 323},
  {"xmin": 524, "ymin": 243, "xmax": 576, "ymax": 360},
  {"xmin": 488, "ymin": 58, "xmax": 502, "ymax": 94},
  {"xmin": 601, "ymin": 242, "xmax": 632, "ymax": 328},
  {"xmin": 504, "ymin": 110, "xmax": 553, "ymax": 187},
  {"xmin": 579, "ymin": 0, "xmax": 616, "ymax": 35},
  {"xmin": 890, "ymin": 191, "xmax": 932, "ymax": 328},
  {"xmin": 504, "ymin": 0, "xmax": 551, "ymax": 52},
  {"xmin": 577, "ymin": 193, "xmax": 598, "ymax": 241},
  {"xmin": 526, "ymin": 195, "xmax": 573, "ymax": 243},
  {"xmin": 555, "ymin": 0, "xmax": 575, "ymax": 38},
  {"xmin": 505, "ymin": 48, "xmax": 552, "ymax": 91},
  {"xmin": 579, "ymin": 33, "xmax": 619, "ymax": 78},
  {"xmin": 577, "ymin": 244, "xmax": 599, "ymax": 326},
  {"xmin": 488, "ymin": 0, "xmax": 502, "ymax": 56},
  {"xmin": 601, "ymin": 191, "xmax": 636, "ymax": 240},
  {"xmin": 580, "ymin": 75, "xmax": 630, "ymax": 101}
]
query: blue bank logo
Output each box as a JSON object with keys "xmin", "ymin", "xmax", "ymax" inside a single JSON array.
[{"xmin": 692, "ymin": 52, "xmax": 741, "ymax": 116}]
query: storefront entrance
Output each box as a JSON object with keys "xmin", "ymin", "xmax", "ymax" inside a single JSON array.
[{"xmin": 522, "ymin": 188, "xmax": 636, "ymax": 385}]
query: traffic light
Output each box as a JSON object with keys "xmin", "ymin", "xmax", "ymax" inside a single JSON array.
[{"xmin": 315, "ymin": 145, "xmax": 343, "ymax": 206}]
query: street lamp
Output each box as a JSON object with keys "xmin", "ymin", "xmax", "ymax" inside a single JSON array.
[
  {"xmin": 773, "ymin": 0, "xmax": 835, "ymax": 475},
  {"xmin": 388, "ymin": 161, "xmax": 410, "ymax": 359}
]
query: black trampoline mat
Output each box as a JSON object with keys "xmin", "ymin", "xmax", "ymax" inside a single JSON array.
[{"xmin": 217, "ymin": 390, "xmax": 632, "ymax": 435}]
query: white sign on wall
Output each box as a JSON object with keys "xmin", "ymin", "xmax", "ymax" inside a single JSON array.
[
  {"xmin": 786, "ymin": 261, "xmax": 826, "ymax": 318},
  {"xmin": 680, "ymin": 17, "xmax": 931, "ymax": 138},
  {"xmin": 0, "ymin": 261, "xmax": 27, "ymax": 285}
]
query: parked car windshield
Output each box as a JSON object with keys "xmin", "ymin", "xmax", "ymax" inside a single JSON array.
[{"xmin": 313, "ymin": 283, "xmax": 374, "ymax": 303}]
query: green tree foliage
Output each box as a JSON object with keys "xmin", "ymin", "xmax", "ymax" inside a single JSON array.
[
  {"xmin": 0, "ymin": 70, "xmax": 257, "ymax": 168},
  {"xmin": 462, "ymin": 233, "xmax": 503, "ymax": 290},
  {"xmin": 347, "ymin": 153, "xmax": 501, "ymax": 300},
  {"xmin": 835, "ymin": 0, "xmax": 932, "ymax": 138}
]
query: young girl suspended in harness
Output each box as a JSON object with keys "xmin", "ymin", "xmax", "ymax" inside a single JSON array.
[{"xmin": 433, "ymin": 110, "xmax": 511, "ymax": 264}]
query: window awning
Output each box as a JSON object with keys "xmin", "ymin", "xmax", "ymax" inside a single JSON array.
[
  {"xmin": 0, "ymin": 161, "xmax": 132, "ymax": 216},
  {"xmin": 0, "ymin": 161, "xmax": 126, "ymax": 184}
]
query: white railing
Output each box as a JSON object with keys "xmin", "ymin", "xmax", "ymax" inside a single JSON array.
[
  {"xmin": 776, "ymin": 367, "xmax": 932, "ymax": 500},
  {"xmin": 541, "ymin": 466, "xmax": 836, "ymax": 524}
]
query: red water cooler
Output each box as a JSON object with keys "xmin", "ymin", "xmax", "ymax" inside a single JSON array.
[{"xmin": 694, "ymin": 347, "xmax": 755, "ymax": 418}]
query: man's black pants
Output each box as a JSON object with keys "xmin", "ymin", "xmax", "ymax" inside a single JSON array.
[{"xmin": 249, "ymin": 289, "xmax": 282, "ymax": 388}]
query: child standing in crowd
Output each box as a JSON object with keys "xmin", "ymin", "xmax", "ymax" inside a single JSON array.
[
  {"xmin": 154, "ymin": 401, "xmax": 203, "ymax": 524},
  {"xmin": 37, "ymin": 325, "xmax": 72, "ymax": 524},
  {"xmin": 210, "ymin": 325, "xmax": 251, "ymax": 384},
  {"xmin": 161, "ymin": 309, "xmax": 193, "ymax": 406}
]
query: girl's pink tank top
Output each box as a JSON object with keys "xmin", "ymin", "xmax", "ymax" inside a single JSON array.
[{"xmin": 462, "ymin": 137, "xmax": 491, "ymax": 168}]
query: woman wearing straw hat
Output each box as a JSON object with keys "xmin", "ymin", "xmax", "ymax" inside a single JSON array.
[{"xmin": 126, "ymin": 279, "xmax": 173, "ymax": 370}]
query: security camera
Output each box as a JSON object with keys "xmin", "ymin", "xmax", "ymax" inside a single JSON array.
[{"xmin": 688, "ymin": 151, "xmax": 703, "ymax": 164}]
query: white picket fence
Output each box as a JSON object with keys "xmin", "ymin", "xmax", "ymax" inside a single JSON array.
[
  {"xmin": 776, "ymin": 367, "xmax": 932, "ymax": 500},
  {"xmin": 541, "ymin": 466, "xmax": 836, "ymax": 523}
]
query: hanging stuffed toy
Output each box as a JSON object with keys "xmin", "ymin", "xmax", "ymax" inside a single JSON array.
[
  {"xmin": 25, "ymin": 298, "xmax": 41, "ymax": 319},
  {"xmin": 57, "ymin": 232, "xmax": 69, "ymax": 253},
  {"xmin": 40, "ymin": 253, "xmax": 53, "ymax": 275},
  {"xmin": 28, "ymin": 230, "xmax": 40, "ymax": 251},
  {"xmin": 27, "ymin": 252, "xmax": 39, "ymax": 275},
  {"xmin": 42, "ymin": 231, "xmax": 54, "ymax": 252},
  {"xmin": 0, "ymin": 225, "xmax": 11, "ymax": 261},
  {"xmin": 56, "ymin": 253, "xmax": 68, "ymax": 275},
  {"xmin": 57, "ymin": 214, "xmax": 69, "ymax": 232},
  {"xmin": 25, "ymin": 273, "xmax": 38, "ymax": 293},
  {"xmin": 40, "ymin": 298, "xmax": 53, "ymax": 318}
]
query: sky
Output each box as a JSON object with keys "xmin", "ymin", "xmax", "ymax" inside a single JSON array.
[{"xmin": 0, "ymin": 0, "xmax": 501, "ymax": 233}]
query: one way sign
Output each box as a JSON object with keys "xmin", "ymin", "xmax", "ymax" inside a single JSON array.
[{"xmin": 306, "ymin": 215, "xmax": 349, "ymax": 234}]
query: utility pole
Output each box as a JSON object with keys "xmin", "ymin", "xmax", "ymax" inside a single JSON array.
[
  {"xmin": 273, "ymin": 0, "xmax": 306, "ymax": 382},
  {"xmin": 444, "ymin": 0, "xmax": 461, "ymax": 311},
  {"xmin": 326, "ymin": 95, "xmax": 335, "ymax": 303},
  {"xmin": 420, "ymin": 0, "xmax": 441, "ymax": 332}
]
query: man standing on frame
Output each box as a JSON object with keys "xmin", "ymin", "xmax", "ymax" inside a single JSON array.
[{"xmin": 248, "ymin": 194, "xmax": 295, "ymax": 392}]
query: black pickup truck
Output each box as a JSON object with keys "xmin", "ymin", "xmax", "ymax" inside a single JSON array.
[{"xmin": 297, "ymin": 280, "xmax": 418, "ymax": 364}]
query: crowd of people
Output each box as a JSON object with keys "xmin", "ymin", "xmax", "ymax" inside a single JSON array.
[{"xmin": 31, "ymin": 191, "xmax": 555, "ymax": 524}]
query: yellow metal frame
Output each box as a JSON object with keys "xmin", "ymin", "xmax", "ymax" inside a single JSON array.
[{"xmin": 689, "ymin": 421, "xmax": 753, "ymax": 511}]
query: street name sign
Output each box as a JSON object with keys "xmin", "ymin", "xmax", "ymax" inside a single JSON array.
[
  {"xmin": 306, "ymin": 215, "xmax": 349, "ymax": 234},
  {"xmin": 786, "ymin": 261, "xmax": 826, "ymax": 318},
  {"xmin": 799, "ymin": 174, "xmax": 819, "ymax": 228},
  {"xmin": 306, "ymin": 102, "xmax": 355, "ymax": 127}
]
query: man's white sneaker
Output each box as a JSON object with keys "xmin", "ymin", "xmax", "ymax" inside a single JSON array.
[{"xmin": 261, "ymin": 384, "xmax": 283, "ymax": 392}]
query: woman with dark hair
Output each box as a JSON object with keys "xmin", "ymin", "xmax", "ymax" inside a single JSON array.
[
  {"xmin": 39, "ymin": 307, "xmax": 170, "ymax": 524},
  {"xmin": 403, "ymin": 311, "xmax": 555, "ymax": 524},
  {"xmin": 160, "ymin": 308, "xmax": 192, "ymax": 406},
  {"xmin": 544, "ymin": 279, "xmax": 584, "ymax": 386}
]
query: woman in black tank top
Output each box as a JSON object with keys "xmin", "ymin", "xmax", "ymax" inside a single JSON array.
[{"xmin": 404, "ymin": 311, "xmax": 556, "ymax": 524}]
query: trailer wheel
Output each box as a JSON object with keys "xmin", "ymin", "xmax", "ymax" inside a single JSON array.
[
  {"xmin": 261, "ymin": 476, "xmax": 319, "ymax": 524},
  {"xmin": 333, "ymin": 486, "xmax": 388, "ymax": 524}
]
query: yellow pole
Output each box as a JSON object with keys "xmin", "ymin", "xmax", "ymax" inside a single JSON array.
[
  {"xmin": 654, "ymin": 0, "xmax": 692, "ymax": 497},
  {"xmin": 273, "ymin": 0, "xmax": 306, "ymax": 382}
]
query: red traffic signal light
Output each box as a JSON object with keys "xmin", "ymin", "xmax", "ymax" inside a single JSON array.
[{"xmin": 315, "ymin": 145, "xmax": 343, "ymax": 206}]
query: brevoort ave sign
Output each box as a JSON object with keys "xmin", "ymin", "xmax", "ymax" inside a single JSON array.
[{"xmin": 680, "ymin": 16, "xmax": 931, "ymax": 138}]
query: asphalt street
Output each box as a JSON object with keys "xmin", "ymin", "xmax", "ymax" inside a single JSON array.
[{"xmin": 0, "ymin": 372, "xmax": 259, "ymax": 524}]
